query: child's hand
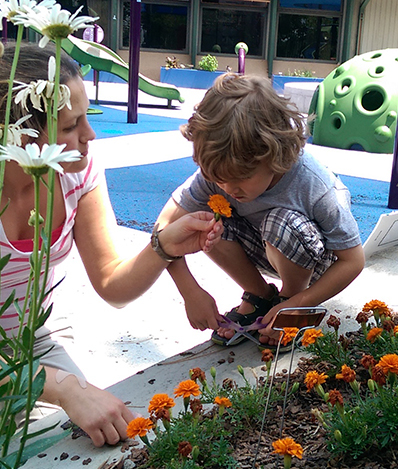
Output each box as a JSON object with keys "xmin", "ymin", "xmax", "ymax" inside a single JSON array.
[{"xmin": 184, "ymin": 287, "xmax": 224, "ymax": 331}]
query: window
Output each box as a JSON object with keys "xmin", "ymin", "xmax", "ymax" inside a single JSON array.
[
  {"xmin": 277, "ymin": 0, "xmax": 341, "ymax": 61},
  {"xmin": 201, "ymin": 1, "xmax": 267, "ymax": 56},
  {"xmin": 122, "ymin": 0, "xmax": 188, "ymax": 51}
]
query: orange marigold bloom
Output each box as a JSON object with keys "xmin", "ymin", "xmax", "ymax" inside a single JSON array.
[
  {"xmin": 214, "ymin": 396, "xmax": 232, "ymax": 408},
  {"xmin": 126, "ymin": 417, "xmax": 154, "ymax": 439},
  {"xmin": 335, "ymin": 364, "xmax": 356, "ymax": 383},
  {"xmin": 280, "ymin": 327, "xmax": 299, "ymax": 346},
  {"xmin": 378, "ymin": 354, "xmax": 398, "ymax": 375},
  {"xmin": 366, "ymin": 327, "xmax": 383, "ymax": 343},
  {"xmin": 327, "ymin": 389, "xmax": 344, "ymax": 407},
  {"xmin": 394, "ymin": 325, "xmax": 398, "ymax": 335},
  {"xmin": 305, "ymin": 370, "xmax": 328, "ymax": 392},
  {"xmin": 174, "ymin": 380, "xmax": 201, "ymax": 398},
  {"xmin": 272, "ymin": 437, "xmax": 303, "ymax": 459},
  {"xmin": 207, "ymin": 194, "xmax": 232, "ymax": 218},
  {"xmin": 372, "ymin": 364, "xmax": 387, "ymax": 386},
  {"xmin": 148, "ymin": 393, "xmax": 175, "ymax": 414},
  {"xmin": 362, "ymin": 300, "xmax": 390, "ymax": 315},
  {"xmin": 301, "ymin": 328, "xmax": 323, "ymax": 347}
]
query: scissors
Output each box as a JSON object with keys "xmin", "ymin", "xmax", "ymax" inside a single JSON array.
[{"xmin": 217, "ymin": 316, "xmax": 269, "ymax": 346}]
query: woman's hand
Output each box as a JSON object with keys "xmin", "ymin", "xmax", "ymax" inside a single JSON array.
[{"xmin": 159, "ymin": 211, "xmax": 223, "ymax": 258}]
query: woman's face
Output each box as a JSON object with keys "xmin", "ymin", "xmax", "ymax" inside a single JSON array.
[{"xmin": 36, "ymin": 77, "xmax": 96, "ymax": 173}]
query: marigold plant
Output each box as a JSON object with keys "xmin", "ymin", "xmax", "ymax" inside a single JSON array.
[{"xmin": 301, "ymin": 328, "xmax": 323, "ymax": 346}]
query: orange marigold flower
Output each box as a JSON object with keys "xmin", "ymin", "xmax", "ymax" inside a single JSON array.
[
  {"xmin": 362, "ymin": 300, "xmax": 390, "ymax": 315},
  {"xmin": 305, "ymin": 370, "xmax": 328, "ymax": 392},
  {"xmin": 272, "ymin": 437, "xmax": 303, "ymax": 459},
  {"xmin": 214, "ymin": 396, "xmax": 232, "ymax": 408},
  {"xmin": 174, "ymin": 379, "xmax": 201, "ymax": 398},
  {"xmin": 178, "ymin": 441, "xmax": 193, "ymax": 458},
  {"xmin": 378, "ymin": 354, "xmax": 398, "ymax": 375},
  {"xmin": 261, "ymin": 348, "xmax": 274, "ymax": 363},
  {"xmin": 148, "ymin": 393, "xmax": 175, "ymax": 414},
  {"xmin": 207, "ymin": 194, "xmax": 232, "ymax": 219},
  {"xmin": 372, "ymin": 364, "xmax": 387, "ymax": 386},
  {"xmin": 327, "ymin": 389, "xmax": 344, "ymax": 407},
  {"xmin": 366, "ymin": 327, "xmax": 383, "ymax": 343},
  {"xmin": 301, "ymin": 328, "xmax": 323, "ymax": 347},
  {"xmin": 360, "ymin": 354, "xmax": 377, "ymax": 370},
  {"xmin": 335, "ymin": 364, "xmax": 356, "ymax": 383},
  {"xmin": 280, "ymin": 327, "xmax": 299, "ymax": 346},
  {"xmin": 394, "ymin": 325, "xmax": 398, "ymax": 335},
  {"xmin": 126, "ymin": 417, "xmax": 153, "ymax": 439}
]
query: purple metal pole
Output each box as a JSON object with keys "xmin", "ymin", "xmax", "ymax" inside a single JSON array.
[
  {"xmin": 387, "ymin": 122, "xmax": 398, "ymax": 208},
  {"xmin": 238, "ymin": 47, "xmax": 245, "ymax": 74},
  {"xmin": 127, "ymin": 0, "xmax": 141, "ymax": 124},
  {"xmin": 1, "ymin": 18, "xmax": 7, "ymax": 43}
]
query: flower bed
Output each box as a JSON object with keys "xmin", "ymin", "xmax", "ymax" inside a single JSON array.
[{"xmin": 106, "ymin": 300, "xmax": 398, "ymax": 469}]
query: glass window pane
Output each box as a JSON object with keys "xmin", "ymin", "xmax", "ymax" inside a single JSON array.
[
  {"xmin": 203, "ymin": 0, "xmax": 269, "ymax": 6},
  {"xmin": 201, "ymin": 8, "xmax": 264, "ymax": 56},
  {"xmin": 279, "ymin": 0, "xmax": 341, "ymax": 12},
  {"xmin": 277, "ymin": 14, "xmax": 339, "ymax": 60},
  {"xmin": 123, "ymin": 2, "xmax": 188, "ymax": 51}
]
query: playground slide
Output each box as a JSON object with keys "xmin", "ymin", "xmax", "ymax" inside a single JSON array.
[{"xmin": 60, "ymin": 35, "xmax": 185, "ymax": 106}]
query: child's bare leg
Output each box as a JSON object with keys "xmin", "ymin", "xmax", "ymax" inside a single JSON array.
[
  {"xmin": 259, "ymin": 242, "xmax": 313, "ymax": 346},
  {"xmin": 206, "ymin": 239, "xmax": 276, "ymax": 339}
]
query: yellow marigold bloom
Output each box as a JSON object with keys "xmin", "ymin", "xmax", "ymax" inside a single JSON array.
[
  {"xmin": 301, "ymin": 328, "xmax": 323, "ymax": 347},
  {"xmin": 362, "ymin": 300, "xmax": 390, "ymax": 315},
  {"xmin": 272, "ymin": 437, "xmax": 303, "ymax": 459},
  {"xmin": 126, "ymin": 417, "xmax": 153, "ymax": 439},
  {"xmin": 378, "ymin": 354, "xmax": 398, "ymax": 375},
  {"xmin": 148, "ymin": 393, "xmax": 175, "ymax": 414},
  {"xmin": 280, "ymin": 327, "xmax": 299, "ymax": 346},
  {"xmin": 174, "ymin": 379, "xmax": 201, "ymax": 398},
  {"xmin": 305, "ymin": 370, "xmax": 328, "ymax": 392},
  {"xmin": 366, "ymin": 327, "xmax": 383, "ymax": 343},
  {"xmin": 336, "ymin": 364, "xmax": 356, "ymax": 383},
  {"xmin": 214, "ymin": 396, "xmax": 232, "ymax": 408},
  {"xmin": 207, "ymin": 194, "xmax": 232, "ymax": 219}
]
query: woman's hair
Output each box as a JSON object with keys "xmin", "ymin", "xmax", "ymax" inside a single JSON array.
[
  {"xmin": 0, "ymin": 41, "xmax": 82, "ymax": 134},
  {"xmin": 181, "ymin": 73, "xmax": 307, "ymax": 182}
]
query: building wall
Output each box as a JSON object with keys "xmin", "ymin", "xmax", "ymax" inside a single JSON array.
[{"xmin": 359, "ymin": 0, "xmax": 398, "ymax": 54}]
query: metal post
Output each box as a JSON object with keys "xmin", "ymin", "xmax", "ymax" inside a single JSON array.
[
  {"xmin": 388, "ymin": 122, "xmax": 398, "ymax": 208},
  {"xmin": 127, "ymin": 0, "xmax": 141, "ymax": 124}
]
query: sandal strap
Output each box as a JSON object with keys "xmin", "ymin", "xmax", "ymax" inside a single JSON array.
[{"xmin": 241, "ymin": 284, "xmax": 279, "ymax": 310}]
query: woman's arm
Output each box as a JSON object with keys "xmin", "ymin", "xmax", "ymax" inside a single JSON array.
[{"xmin": 73, "ymin": 185, "xmax": 222, "ymax": 308}]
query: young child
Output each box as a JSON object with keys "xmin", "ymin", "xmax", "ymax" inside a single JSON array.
[{"xmin": 156, "ymin": 72, "xmax": 365, "ymax": 348}]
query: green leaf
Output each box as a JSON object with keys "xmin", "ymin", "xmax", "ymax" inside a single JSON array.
[
  {"xmin": 0, "ymin": 291, "xmax": 15, "ymax": 318},
  {"xmin": 0, "ymin": 254, "xmax": 11, "ymax": 272},
  {"xmin": 36, "ymin": 304, "xmax": 53, "ymax": 330}
]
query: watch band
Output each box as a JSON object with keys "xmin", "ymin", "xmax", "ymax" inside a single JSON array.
[{"xmin": 151, "ymin": 225, "xmax": 183, "ymax": 263}]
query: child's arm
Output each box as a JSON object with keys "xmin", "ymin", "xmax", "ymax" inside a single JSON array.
[
  {"xmin": 259, "ymin": 244, "xmax": 365, "ymax": 342},
  {"xmin": 156, "ymin": 198, "xmax": 224, "ymax": 331}
]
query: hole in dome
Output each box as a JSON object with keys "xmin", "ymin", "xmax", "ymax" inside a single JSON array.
[
  {"xmin": 333, "ymin": 117, "xmax": 342, "ymax": 129},
  {"xmin": 370, "ymin": 53, "xmax": 382, "ymax": 59},
  {"xmin": 375, "ymin": 66, "xmax": 384, "ymax": 74},
  {"xmin": 361, "ymin": 89, "xmax": 384, "ymax": 111}
]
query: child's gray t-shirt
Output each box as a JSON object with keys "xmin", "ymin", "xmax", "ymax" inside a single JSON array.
[{"xmin": 172, "ymin": 148, "xmax": 361, "ymax": 251}]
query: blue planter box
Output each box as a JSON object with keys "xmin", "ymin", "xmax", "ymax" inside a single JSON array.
[
  {"xmin": 160, "ymin": 67, "xmax": 225, "ymax": 89},
  {"xmin": 272, "ymin": 75, "xmax": 323, "ymax": 95}
]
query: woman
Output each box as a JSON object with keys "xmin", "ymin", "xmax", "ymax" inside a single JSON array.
[{"xmin": 0, "ymin": 42, "xmax": 222, "ymax": 447}]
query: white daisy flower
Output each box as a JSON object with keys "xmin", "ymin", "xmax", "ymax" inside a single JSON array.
[
  {"xmin": 0, "ymin": 142, "xmax": 82, "ymax": 174},
  {"xmin": 13, "ymin": 4, "xmax": 99, "ymax": 47},
  {"xmin": 13, "ymin": 56, "xmax": 71, "ymax": 112},
  {"xmin": 0, "ymin": 0, "xmax": 55, "ymax": 29},
  {"xmin": 0, "ymin": 115, "xmax": 39, "ymax": 146}
]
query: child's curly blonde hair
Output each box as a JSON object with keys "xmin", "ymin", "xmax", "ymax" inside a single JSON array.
[{"xmin": 181, "ymin": 73, "xmax": 307, "ymax": 182}]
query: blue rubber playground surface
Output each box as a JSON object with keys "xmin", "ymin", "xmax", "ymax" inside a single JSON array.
[{"xmin": 88, "ymin": 104, "xmax": 395, "ymax": 245}]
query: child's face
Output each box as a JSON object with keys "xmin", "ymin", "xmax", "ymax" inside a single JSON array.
[
  {"xmin": 36, "ymin": 77, "xmax": 96, "ymax": 173},
  {"xmin": 215, "ymin": 160, "xmax": 282, "ymax": 203}
]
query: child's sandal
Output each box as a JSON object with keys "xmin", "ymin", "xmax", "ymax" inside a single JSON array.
[{"xmin": 211, "ymin": 284, "xmax": 280, "ymax": 346}]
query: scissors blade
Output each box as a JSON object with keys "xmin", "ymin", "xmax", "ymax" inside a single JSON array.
[{"xmin": 225, "ymin": 330, "xmax": 261, "ymax": 346}]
